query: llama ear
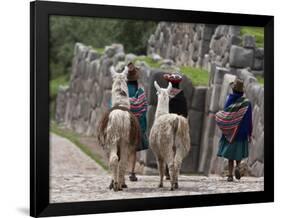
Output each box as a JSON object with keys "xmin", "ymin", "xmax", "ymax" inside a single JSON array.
[
  {"xmin": 154, "ymin": 81, "xmax": 161, "ymax": 92},
  {"xmin": 110, "ymin": 66, "xmax": 117, "ymax": 78},
  {"xmin": 167, "ymin": 82, "xmax": 172, "ymax": 93},
  {"xmin": 122, "ymin": 66, "xmax": 128, "ymax": 77}
]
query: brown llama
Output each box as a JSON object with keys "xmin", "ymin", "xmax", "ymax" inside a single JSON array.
[{"xmin": 97, "ymin": 66, "xmax": 140, "ymax": 191}]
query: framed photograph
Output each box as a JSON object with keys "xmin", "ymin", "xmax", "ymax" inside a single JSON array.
[{"xmin": 30, "ymin": 0, "xmax": 274, "ymax": 217}]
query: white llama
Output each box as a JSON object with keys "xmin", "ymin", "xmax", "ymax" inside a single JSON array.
[
  {"xmin": 149, "ymin": 81, "xmax": 191, "ymax": 190},
  {"xmin": 97, "ymin": 66, "xmax": 140, "ymax": 191}
]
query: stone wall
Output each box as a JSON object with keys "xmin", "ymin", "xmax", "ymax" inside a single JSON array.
[
  {"xmin": 55, "ymin": 42, "xmax": 207, "ymax": 173},
  {"xmin": 148, "ymin": 22, "xmax": 264, "ymax": 75}
]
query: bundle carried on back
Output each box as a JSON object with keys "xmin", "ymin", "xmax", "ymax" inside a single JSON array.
[{"xmin": 215, "ymin": 96, "xmax": 250, "ymax": 143}]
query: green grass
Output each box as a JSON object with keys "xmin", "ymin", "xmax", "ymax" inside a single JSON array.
[
  {"xmin": 180, "ymin": 66, "xmax": 209, "ymax": 86},
  {"xmin": 240, "ymin": 26, "xmax": 264, "ymax": 48},
  {"xmin": 256, "ymin": 75, "xmax": 264, "ymax": 85},
  {"xmin": 50, "ymin": 74, "xmax": 69, "ymax": 101},
  {"xmin": 134, "ymin": 56, "xmax": 162, "ymax": 68},
  {"xmin": 51, "ymin": 122, "xmax": 108, "ymax": 171},
  {"xmin": 94, "ymin": 47, "xmax": 105, "ymax": 55},
  {"xmin": 134, "ymin": 56, "xmax": 209, "ymax": 86}
]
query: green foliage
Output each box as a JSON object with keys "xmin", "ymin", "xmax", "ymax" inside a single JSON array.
[
  {"xmin": 50, "ymin": 16, "xmax": 157, "ymax": 80},
  {"xmin": 51, "ymin": 122, "xmax": 108, "ymax": 171},
  {"xmin": 241, "ymin": 26, "xmax": 264, "ymax": 48},
  {"xmin": 180, "ymin": 66, "xmax": 209, "ymax": 86}
]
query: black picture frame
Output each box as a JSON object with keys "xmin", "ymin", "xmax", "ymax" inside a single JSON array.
[{"xmin": 30, "ymin": 1, "xmax": 274, "ymax": 217}]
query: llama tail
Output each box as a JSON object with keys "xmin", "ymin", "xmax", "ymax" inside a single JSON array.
[{"xmin": 174, "ymin": 116, "xmax": 191, "ymax": 157}]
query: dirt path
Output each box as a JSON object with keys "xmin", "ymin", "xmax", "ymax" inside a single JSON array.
[{"xmin": 50, "ymin": 133, "xmax": 264, "ymax": 203}]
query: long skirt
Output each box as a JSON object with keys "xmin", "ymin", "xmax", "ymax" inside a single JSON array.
[
  {"xmin": 217, "ymin": 136, "xmax": 249, "ymax": 161},
  {"xmin": 136, "ymin": 114, "xmax": 149, "ymax": 151}
]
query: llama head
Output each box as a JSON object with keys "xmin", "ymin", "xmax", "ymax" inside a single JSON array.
[
  {"xmin": 154, "ymin": 81, "xmax": 172, "ymax": 105},
  {"xmin": 110, "ymin": 66, "xmax": 128, "ymax": 82},
  {"xmin": 110, "ymin": 66, "xmax": 130, "ymax": 107}
]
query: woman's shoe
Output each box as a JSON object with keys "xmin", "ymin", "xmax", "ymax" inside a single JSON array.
[
  {"xmin": 129, "ymin": 172, "xmax": 138, "ymax": 182},
  {"xmin": 234, "ymin": 166, "xmax": 241, "ymax": 180},
  {"xmin": 227, "ymin": 175, "xmax": 234, "ymax": 182}
]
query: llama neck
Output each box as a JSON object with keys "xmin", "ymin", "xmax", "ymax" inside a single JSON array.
[
  {"xmin": 112, "ymin": 93, "xmax": 130, "ymax": 108},
  {"xmin": 155, "ymin": 100, "xmax": 169, "ymax": 119}
]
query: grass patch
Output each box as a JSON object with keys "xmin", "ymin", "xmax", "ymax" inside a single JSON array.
[
  {"xmin": 50, "ymin": 122, "xmax": 108, "ymax": 171},
  {"xmin": 256, "ymin": 75, "xmax": 264, "ymax": 85},
  {"xmin": 240, "ymin": 26, "xmax": 264, "ymax": 48},
  {"xmin": 180, "ymin": 66, "xmax": 209, "ymax": 86},
  {"xmin": 134, "ymin": 56, "xmax": 162, "ymax": 68},
  {"xmin": 93, "ymin": 47, "xmax": 104, "ymax": 55},
  {"xmin": 50, "ymin": 74, "xmax": 69, "ymax": 101}
]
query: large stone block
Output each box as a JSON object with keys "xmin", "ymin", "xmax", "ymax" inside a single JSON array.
[
  {"xmin": 230, "ymin": 35, "xmax": 242, "ymax": 46},
  {"xmin": 188, "ymin": 109, "xmax": 204, "ymax": 145},
  {"xmin": 253, "ymin": 58, "xmax": 264, "ymax": 70},
  {"xmin": 99, "ymin": 57, "xmax": 113, "ymax": 77},
  {"xmin": 87, "ymin": 49, "xmax": 100, "ymax": 62},
  {"xmin": 104, "ymin": 44, "xmax": 124, "ymax": 58},
  {"xmin": 242, "ymin": 35, "xmax": 256, "ymax": 48},
  {"xmin": 245, "ymin": 82, "xmax": 261, "ymax": 106},
  {"xmin": 191, "ymin": 87, "xmax": 207, "ymax": 111},
  {"xmin": 229, "ymin": 45, "xmax": 254, "ymax": 68},
  {"xmin": 209, "ymin": 84, "xmax": 222, "ymax": 112},
  {"xmin": 147, "ymin": 105, "xmax": 156, "ymax": 133},
  {"xmin": 181, "ymin": 146, "xmax": 200, "ymax": 173},
  {"xmin": 229, "ymin": 26, "xmax": 240, "ymax": 36},
  {"xmin": 249, "ymin": 161, "xmax": 264, "ymax": 177},
  {"xmin": 214, "ymin": 67, "xmax": 230, "ymax": 85},
  {"xmin": 255, "ymin": 48, "xmax": 264, "ymax": 59},
  {"xmin": 218, "ymin": 74, "xmax": 237, "ymax": 109},
  {"xmin": 198, "ymin": 114, "xmax": 216, "ymax": 172},
  {"xmin": 256, "ymin": 131, "xmax": 264, "ymax": 163}
]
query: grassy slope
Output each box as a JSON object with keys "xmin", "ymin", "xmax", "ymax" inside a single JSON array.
[
  {"xmin": 51, "ymin": 122, "xmax": 108, "ymax": 171},
  {"xmin": 240, "ymin": 26, "xmax": 264, "ymax": 48},
  {"xmin": 134, "ymin": 56, "xmax": 209, "ymax": 86}
]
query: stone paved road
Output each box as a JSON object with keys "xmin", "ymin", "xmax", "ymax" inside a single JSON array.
[{"xmin": 50, "ymin": 133, "xmax": 264, "ymax": 203}]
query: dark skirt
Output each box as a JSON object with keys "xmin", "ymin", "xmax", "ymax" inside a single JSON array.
[
  {"xmin": 217, "ymin": 136, "xmax": 249, "ymax": 161},
  {"xmin": 136, "ymin": 114, "xmax": 149, "ymax": 151}
]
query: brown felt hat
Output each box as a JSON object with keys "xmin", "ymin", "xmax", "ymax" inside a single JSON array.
[
  {"xmin": 127, "ymin": 62, "xmax": 140, "ymax": 81},
  {"xmin": 230, "ymin": 78, "xmax": 244, "ymax": 93}
]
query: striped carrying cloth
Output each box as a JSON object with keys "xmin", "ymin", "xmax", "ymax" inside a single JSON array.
[
  {"xmin": 215, "ymin": 96, "xmax": 250, "ymax": 143},
  {"xmin": 129, "ymin": 87, "xmax": 148, "ymax": 118}
]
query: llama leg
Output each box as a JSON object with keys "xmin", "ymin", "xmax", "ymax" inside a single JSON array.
[
  {"xmin": 167, "ymin": 160, "xmax": 175, "ymax": 191},
  {"xmin": 117, "ymin": 143, "xmax": 129, "ymax": 191},
  {"xmin": 174, "ymin": 159, "xmax": 182, "ymax": 189},
  {"xmin": 109, "ymin": 143, "xmax": 119, "ymax": 191},
  {"xmin": 157, "ymin": 159, "xmax": 165, "ymax": 188}
]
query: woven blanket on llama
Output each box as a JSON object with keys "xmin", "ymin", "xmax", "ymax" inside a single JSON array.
[
  {"xmin": 215, "ymin": 97, "xmax": 249, "ymax": 143},
  {"xmin": 129, "ymin": 88, "xmax": 148, "ymax": 118}
]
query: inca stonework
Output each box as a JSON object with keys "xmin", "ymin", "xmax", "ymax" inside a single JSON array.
[{"xmin": 55, "ymin": 23, "xmax": 264, "ymax": 177}]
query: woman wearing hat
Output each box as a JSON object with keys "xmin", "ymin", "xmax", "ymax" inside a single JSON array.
[
  {"xmin": 163, "ymin": 72, "xmax": 188, "ymax": 180},
  {"xmin": 215, "ymin": 78, "xmax": 252, "ymax": 182},
  {"xmin": 127, "ymin": 62, "xmax": 149, "ymax": 181}
]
